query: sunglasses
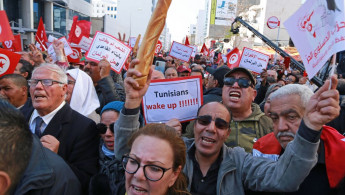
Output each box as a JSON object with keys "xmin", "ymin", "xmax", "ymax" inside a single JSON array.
[
  {"xmin": 196, "ymin": 115, "xmax": 229, "ymax": 130},
  {"xmin": 224, "ymin": 77, "xmax": 252, "ymax": 88},
  {"xmin": 96, "ymin": 123, "xmax": 114, "ymax": 134}
]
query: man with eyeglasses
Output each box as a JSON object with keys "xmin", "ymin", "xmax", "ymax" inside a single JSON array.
[
  {"xmin": 165, "ymin": 56, "xmax": 175, "ymax": 68},
  {"xmin": 222, "ymin": 67, "xmax": 273, "ymax": 152},
  {"xmin": 23, "ymin": 63, "xmax": 99, "ymax": 193},
  {"xmin": 114, "ymin": 59, "xmax": 340, "ymax": 195},
  {"xmin": 84, "ymin": 59, "xmax": 125, "ymax": 114}
]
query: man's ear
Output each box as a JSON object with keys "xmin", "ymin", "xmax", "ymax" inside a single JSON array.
[
  {"xmin": 0, "ymin": 171, "xmax": 11, "ymax": 195},
  {"xmin": 252, "ymin": 88, "xmax": 257, "ymax": 101}
]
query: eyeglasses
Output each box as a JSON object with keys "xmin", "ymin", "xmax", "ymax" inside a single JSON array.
[
  {"xmin": 96, "ymin": 123, "xmax": 114, "ymax": 134},
  {"xmin": 122, "ymin": 155, "xmax": 172, "ymax": 181},
  {"xmin": 67, "ymin": 80, "xmax": 76, "ymax": 85},
  {"xmin": 224, "ymin": 77, "xmax": 252, "ymax": 88},
  {"xmin": 28, "ymin": 79, "xmax": 64, "ymax": 87},
  {"xmin": 196, "ymin": 115, "xmax": 229, "ymax": 130}
]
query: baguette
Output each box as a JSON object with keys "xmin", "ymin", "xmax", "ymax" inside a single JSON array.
[{"xmin": 134, "ymin": 0, "xmax": 172, "ymax": 88}]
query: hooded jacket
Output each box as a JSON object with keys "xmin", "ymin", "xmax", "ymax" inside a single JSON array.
[{"xmin": 226, "ymin": 103, "xmax": 273, "ymax": 152}]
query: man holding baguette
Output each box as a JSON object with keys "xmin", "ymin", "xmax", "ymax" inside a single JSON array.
[{"xmin": 113, "ymin": 59, "xmax": 340, "ymax": 195}]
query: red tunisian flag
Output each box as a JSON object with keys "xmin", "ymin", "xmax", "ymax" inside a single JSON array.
[
  {"xmin": 0, "ymin": 11, "xmax": 15, "ymax": 42},
  {"xmin": 200, "ymin": 43, "xmax": 209, "ymax": 56},
  {"xmin": 2, "ymin": 34, "xmax": 22, "ymax": 52},
  {"xmin": 67, "ymin": 47, "xmax": 82, "ymax": 63},
  {"xmin": 0, "ymin": 48, "xmax": 21, "ymax": 77},
  {"xmin": 68, "ymin": 16, "xmax": 91, "ymax": 44},
  {"xmin": 35, "ymin": 17, "xmax": 48, "ymax": 51},
  {"xmin": 185, "ymin": 36, "xmax": 190, "ymax": 46},
  {"xmin": 226, "ymin": 47, "xmax": 241, "ymax": 69},
  {"xmin": 155, "ymin": 40, "xmax": 163, "ymax": 55}
]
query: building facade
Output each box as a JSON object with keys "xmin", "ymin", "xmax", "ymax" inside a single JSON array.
[
  {"xmin": 92, "ymin": 0, "xmax": 117, "ymax": 18},
  {"xmin": 1, "ymin": 0, "xmax": 92, "ymax": 46}
]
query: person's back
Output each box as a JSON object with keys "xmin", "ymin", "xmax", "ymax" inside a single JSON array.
[{"xmin": 14, "ymin": 136, "xmax": 82, "ymax": 195}]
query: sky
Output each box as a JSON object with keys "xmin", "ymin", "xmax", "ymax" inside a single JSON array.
[{"xmin": 166, "ymin": 0, "xmax": 206, "ymax": 42}]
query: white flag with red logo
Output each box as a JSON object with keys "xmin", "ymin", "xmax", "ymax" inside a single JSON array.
[
  {"xmin": 0, "ymin": 11, "xmax": 14, "ymax": 43},
  {"xmin": 226, "ymin": 47, "xmax": 241, "ymax": 69},
  {"xmin": 67, "ymin": 47, "xmax": 82, "ymax": 63},
  {"xmin": 0, "ymin": 48, "xmax": 21, "ymax": 77},
  {"xmin": 155, "ymin": 40, "xmax": 163, "ymax": 55}
]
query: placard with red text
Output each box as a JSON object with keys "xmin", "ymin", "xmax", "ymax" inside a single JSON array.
[
  {"xmin": 284, "ymin": 0, "xmax": 345, "ymax": 79},
  {"xmin": 86, "ymin": 31, "xmax": 132, "ymax": 73},
  {"xmin": 239, "ymin": 47, "xmax": 269, "ymax": 74},
  {"xmin": 169, "ymin": 41, "xmax": 194, "ymax": 62},
  {"xmin": 142, "ymin": 76, "xmax": 203, "ymax": 124}
]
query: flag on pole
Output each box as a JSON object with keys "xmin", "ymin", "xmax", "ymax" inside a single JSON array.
[
  {"xmin": 35, "ymin": 17, "xmax": 48, "ymax": 51},
  {"xmin": 200, "ymin": 43, "xmax": 209, "ymax": 56},
  {"xmin": 185, "ymin": 36, "xmax": 190, "ymax": 46},
  {"xmin": 0, "ymin": 48, "xmax": 21, "ymax": 77},
  {"xmin": 226, "ymin": 47, "xmax": 241, "ymax": 68},
  {"xmin": 2, "ymin": 34, "xmax": 22, "ymax": 52},
  {"xmin": 68, "ymin": 16, "xmax": 91, "ymax": 44},
  {"xmin": 0, "ymin": 10, "xmax": 14, "ymax": 42}
]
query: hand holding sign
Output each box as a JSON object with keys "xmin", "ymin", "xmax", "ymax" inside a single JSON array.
[
  {"xmin": 29, "ymin": 44, "xmax": 45, "ymax": 66},
  {"xmin": 99, "ymin": 59, "xmax": 111, "ymax": 79},
  {"xmin": 124, "ymin": 59, "xmax": 153, "ymax": 109}
]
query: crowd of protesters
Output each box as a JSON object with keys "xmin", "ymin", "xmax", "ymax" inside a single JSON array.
[{"xmin": 0, "ymin": 38, "xmax": 345, "ymax": 195}]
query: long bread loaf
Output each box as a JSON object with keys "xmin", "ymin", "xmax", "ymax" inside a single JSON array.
[{"xmin": 134, "ymin": 0, "xmax": 172, "ymax": 88}]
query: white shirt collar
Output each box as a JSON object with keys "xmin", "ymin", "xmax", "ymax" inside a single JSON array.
[{"xmin": 30, "ymin": 101, "xmax": 66, "ymax": 127}]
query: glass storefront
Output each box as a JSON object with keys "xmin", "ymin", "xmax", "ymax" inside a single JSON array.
[
  {"xmin": 3, "ymin": 0, "xmax": 20, "ymax": 23},
  {"xmin": 33, "ymin": 0, "xmax": 44, "ymax": 28},
  {"xmin": 53, "ymin": 5, "xmax": 67, "ymax": 35}
]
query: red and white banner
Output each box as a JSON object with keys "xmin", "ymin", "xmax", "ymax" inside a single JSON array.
[
  {"xmin": 155, "ymin": 40, "xmax": 163, "ymax": 54},
  {"xmin": 0, "ymin": 11, "xmax": 14, "ymax": 43},
  {"xmin": 239, "ymin": 47, "xmax": 269, "ymax": 73},
  {"xmin": 284, "ymin": 0, "xmax": 345, "ymax": 79},
  {"xmin": 67, "ymin": 47, "xmax": 82, "ymax": 63},
  {"xmin": 68, "ymin": 16, "xmax": 91, "ymax": 45},
  {"xmin": 169, "ymin": 41, "xmax": 193, "ymax": 62},
  {"xmin": 0, "ymin": 48, "xmax": 21, "ymax": 77},
  {"xmin": 86, "ymin": 31, "xmax": 132, "ymax": 74},
  {"xmin": 200, "ymin": 43, "xmax": 209, "ymax": 56},
  {"xmin": 226, "ymin": 47, "xmax": 241, "ymax": 68},
  {"xmin": 2, "ymin": 34, "xmax": 22, "ymax": 52},
  {"xmin": 35, "ymin": 17, "xmax": 48, "ymax": 51},
  {"xmin": 142, "ymin": 76, "xmax": 203, "ymax": 124}
]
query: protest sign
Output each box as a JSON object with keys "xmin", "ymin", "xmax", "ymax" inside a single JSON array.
[
  {"xmin": 284, "ymin": 0, "xmax": 345, "ymax": 79},
  {"xmin": 86, "ymin": 31, "xmax": 132, "ymax": 73},
  {"xmin": 47, "ymin": 44, "xmax": 57, "ymax": 62},
  {"xmin": 129, "ymin": 37, "xmax": 136, "ymax": 48},
  {"xmin": 190, "ymin": 45, "xmax": 198, "ymax": 57},
  {"xmin": 58, "ymin": 37, "xmax": 73, "ymax": 56},
  {"xmin": 48, "ymin": 35, "xmax": 57, "ymax": 43},
  {"xmin": 142, "ymin": 76, "xmax": 203, "ymax": 123},
  {"xmin": 239, "ymin": 47, "xmax": 269, "ymax": 73},
  {"xmin": 78, "ymin": 36, "xmax": 92, "ymax": 51},
  {"xmin": 0, "ymin": 48, "xmax": 21, "ymax": 77},
  {"xmin": 169, "ymin": 41, "xmax": 194, "ymax": 62}
]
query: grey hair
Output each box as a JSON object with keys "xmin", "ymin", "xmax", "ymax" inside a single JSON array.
[
  {"xmin": 32, "ymin": 63, "xmax": 68, "ymax": 84},
  {"xmin": 270, "ymin": 84, "xmax": 314, "ymax": 108}
]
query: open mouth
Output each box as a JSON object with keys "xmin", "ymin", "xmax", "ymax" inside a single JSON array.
[
  {"xmin": 202, "ymin": 137, "xmax": 216, "ymax": 144},
  {"xmin": 229, "ymin": 91, "xmax": 241, "ymax": 100},
  {"xmin": 130, "ymin": 185, "xmax": 148, "ymax": 194},
  {"xmin": 34, "ymin": 94, "xmax": 47, "ymax": 100}
]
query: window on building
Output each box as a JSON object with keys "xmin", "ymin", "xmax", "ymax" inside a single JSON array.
[
  {"xmin": 3, "ymin": 0, "xmax": 20, "ymax": 23},
  {"xmin": 33, "ymin": 0, "xmax": 44, "ymax": 29},
  {"xmin": 115, "ymin": 7, "xmax": 117, "ymax": 11},
  {"xmin": 114, "ymin": 15, "xmax": 116, "ymax": 19},
  {"xmin": 53, "ymin": 5, "xmax": 66, "ymax": 35},
  {"xmin": 111, "ymin": 7, "xmax": 113, "ymax": 11},
  {"xmin": 108, "ymin": 7, "xmax": 110, "ymax": 10}
]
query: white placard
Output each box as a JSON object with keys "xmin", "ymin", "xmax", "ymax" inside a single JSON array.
[
  {"xmin": 129, "ymin": 37, "xmax": 136, "ymax": 48},
  {"xmin": 78, "ymin": 36, "xmax": 92, "ymax": 51},
  {"xmin": 47, "ymin": 44, "xmax": 57, "ymax": 62},
  {"xmin": 48, "ymin": 35, "xmax": 57, "ymax": 43},
  {"xmin": 58, "ymin": 37, "xmax": 73, "ymax": 56},
  {"xmin": 284, "ymin": 0, "xmax": 345, "ymax": 79},
  {"xmin": 169, "ymin": 41, "xmax": 194, "ymax": 62},
  {"xmin": 190, "ymin": 45, "xmax": 198, "ymax": 57},
  {"xmin": 239, "ymin": 47, "xmax": 269, "ymax": 73},
  {"xmin": 142, "ymin": 76, "xmax": 203, "ymax": 123},
  {"xmin": 86, "ymin": 31, "xmax": 132, "ymax": 74}
]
